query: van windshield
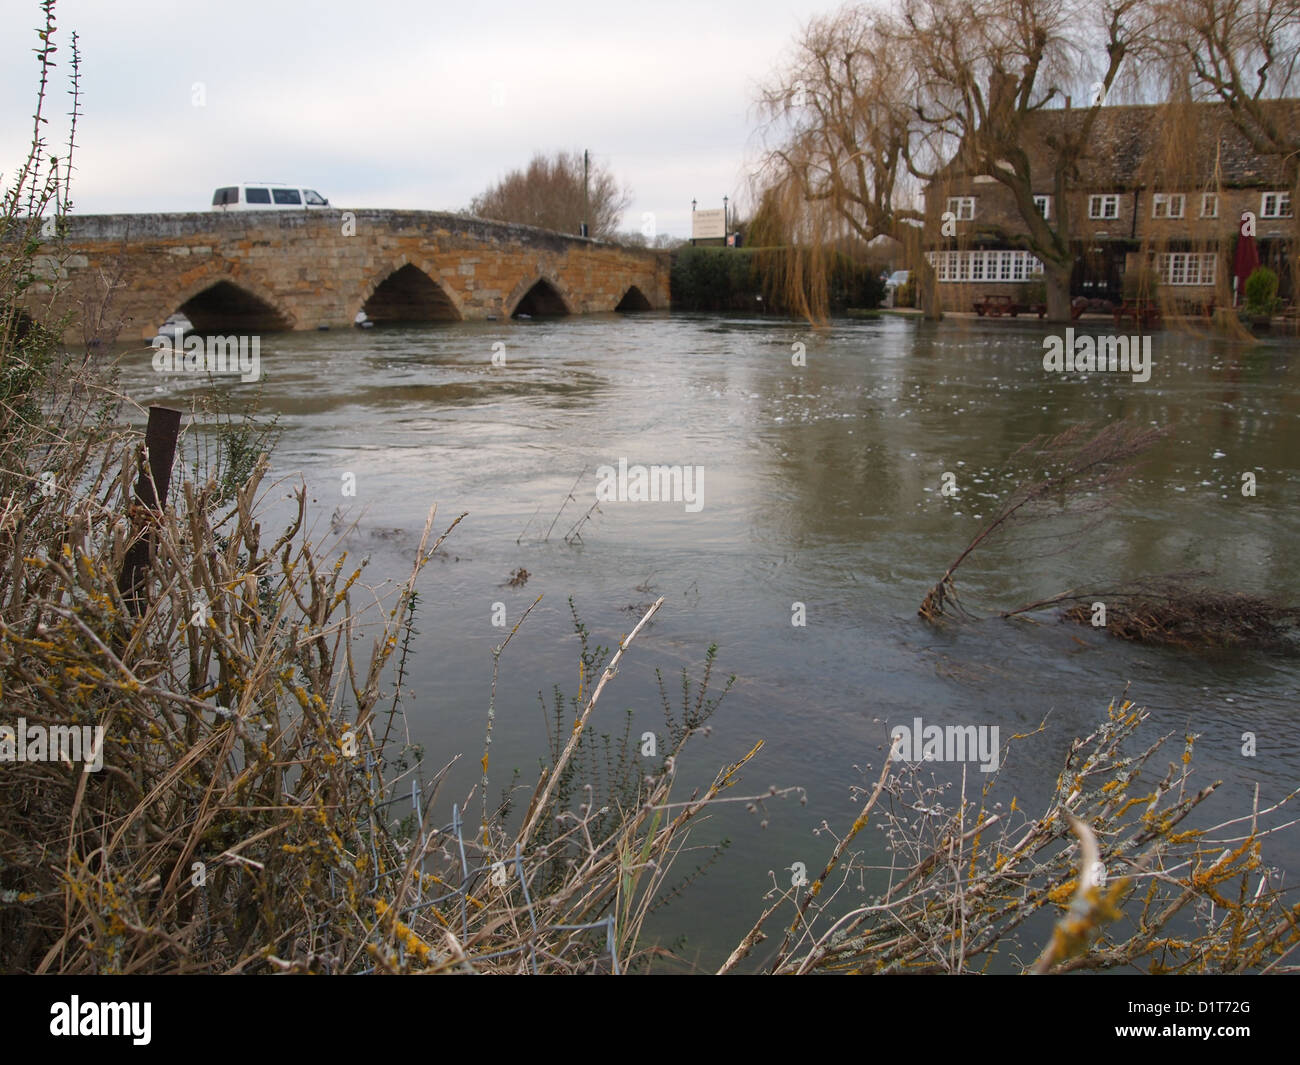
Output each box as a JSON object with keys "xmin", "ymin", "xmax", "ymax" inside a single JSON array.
[{"xmin": 303, "ymin": 190, "xmax": 328, "ymax": 206}]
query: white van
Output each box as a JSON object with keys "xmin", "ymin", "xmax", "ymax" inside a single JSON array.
[{"xmin": 211, "ymin": 183, "xmax": 331, "ymax": 210}]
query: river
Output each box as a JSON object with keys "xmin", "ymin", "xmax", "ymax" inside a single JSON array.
[{"xmin": 123, "ymin": 311, "xmax": 1300, "ymax": 970}]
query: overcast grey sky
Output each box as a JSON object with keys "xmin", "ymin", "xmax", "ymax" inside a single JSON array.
[{"xmin": 1, "ymin": 0, "xmax": 826, "ymax": 237}]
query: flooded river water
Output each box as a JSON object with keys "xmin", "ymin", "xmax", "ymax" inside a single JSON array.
[{"xmin": 122, "ymin": 311, "xmax": 1300, "ymax": 969}]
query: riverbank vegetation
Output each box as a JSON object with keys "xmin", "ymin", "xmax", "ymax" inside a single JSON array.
[{"xmin": 669, "ymin": 245, "xmax": 883, "ymax": 314}]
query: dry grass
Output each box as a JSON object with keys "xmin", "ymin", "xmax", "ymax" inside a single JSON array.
[
  {"xmin": 725, "ymin": 695, "xmax": 1300, "ymax": 974},
  {"xmin": 0, "ymin": 397, "xmax": 770, "ymax": 972}
]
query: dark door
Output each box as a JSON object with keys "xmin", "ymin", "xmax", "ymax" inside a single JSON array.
[{"xmin": 1072, "ymin": 242, "xmax": 1125, "ymax": 302}]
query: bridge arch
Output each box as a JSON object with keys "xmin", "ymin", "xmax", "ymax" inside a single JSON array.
[
  {"xmin": 506, "ymin": 272, "xmax": 575, "ymax": 318},
  {"xmin": 156, "ymin": 272, "xmax": 296, "ymax": 335},
  {"xmin": 359, "ymin": 258, "xmax": 463, "ymax": 324},
  {"xmin": 614, "ymin": 285, "xmax": 654, "ymax": 312}
]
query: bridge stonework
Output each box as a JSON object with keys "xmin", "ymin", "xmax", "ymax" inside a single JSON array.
[{"xmin": 35, "ymin": 210, "xmax": 670, "ymax": 343}]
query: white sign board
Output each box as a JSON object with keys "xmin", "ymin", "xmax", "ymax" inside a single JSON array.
[{"xmin": 692, "ymin": 208, "xmax": 726, "ymax": 239}]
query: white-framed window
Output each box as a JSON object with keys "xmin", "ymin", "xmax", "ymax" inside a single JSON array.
[
  {"xmin": 1200, "ymin": 193, "xmax": 1218, "ymax": 218},
  {"xmin": 1089, "ymin": 194, "xmax": 1120, "ymax": 220},
  {"xmin": 1152, "ymin": 193, "xmax": 1185, "ymax": 219},
  {"xmin": 1156, "ymin": 252, "xmax": 1217, "ymax": 286},
  {"xmin": 1261, "ymin": 191, "xmax": 1293, "ymax": 218},
  {"xmin": 1033, "ymin": 195, "xmax": 1051, "ymax": 219},
  {"xmin": 946, "ymin": 196, "xmax": 975, "ymax": 221},
  {"xmin": 926, "ymin": 249, "xmax": 1043, "ymax": 283}
]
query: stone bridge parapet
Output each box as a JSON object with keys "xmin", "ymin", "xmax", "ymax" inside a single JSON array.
[{"xmin": 25, "ymin": 209, "xmax": 669, "ymax": 343}]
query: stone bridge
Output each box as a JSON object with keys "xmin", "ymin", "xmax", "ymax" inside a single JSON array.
[{"xmin": 32, "ymin": 210, "xmax": 670, "ymax": 344}]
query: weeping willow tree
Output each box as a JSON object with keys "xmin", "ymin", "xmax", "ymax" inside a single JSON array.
[
  {"xmin": 1154, "ymin": 0, "xmax": 1300, "ymax": 166},
  {"xmin": 751, "ymin": 5, "xmax": 929, "ymax": 322},
  {"xmin": 1147, "ymin": 0, "xmax": 1300, "ymax": 330},
  {"xmin": 754, "ymin": 0, "xmax": 1158, "ymax": 324},
  {"xmin": 1126, "ymin": 98, "xmax": 1252, "ymax": 339}
]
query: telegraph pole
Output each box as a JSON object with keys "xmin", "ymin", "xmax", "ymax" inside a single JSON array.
[{"xmin": 582, "ymin": 149, "xmax": 589, "ymax": 238}]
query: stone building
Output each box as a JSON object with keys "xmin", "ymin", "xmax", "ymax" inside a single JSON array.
[{"xmin": 919, "ymin": 99, "xmax": 1299, "ymax": 308}]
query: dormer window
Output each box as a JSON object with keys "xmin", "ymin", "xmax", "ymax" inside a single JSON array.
[{"xmin": 946, "ymin": 196, "xmax": 975, "ymax": 221}]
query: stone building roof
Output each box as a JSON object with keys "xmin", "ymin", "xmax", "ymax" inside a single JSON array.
[{"xmin": 938, "ymin": 98, "xmax": 1300, "ymax": 192}]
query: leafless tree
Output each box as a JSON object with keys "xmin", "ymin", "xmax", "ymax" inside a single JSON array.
[
  {"xmin": 469, "ymin": 150, "xmax": 633, "ymax": 241},
  {"xmin": 754, "ymin": 7, "xmax": 930, "ymax": 318},
  {"xmin": 894, "ymin": 0, "xmax": 1159, "ymax": 320},
  {"xmin": 756, "ymin": 0, "xmax": 1160, "ymax": 321},
  {"xmin": 1151, "ymin": 0, "xmax": 1300, "ymax": 182}
]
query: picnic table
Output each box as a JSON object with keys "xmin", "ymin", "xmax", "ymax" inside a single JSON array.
[
  {"xmin": 1113, "ymin": 299, "xmax": 1162, "ymax": 329},
  {"xmin": 1072, "ymin": 297, "xmax": 1110, "ymax": 319},
  {"xmin": 973, "ymin": 294, "xmax": 1046, "ymax": 319},
  {"xmin": 974, "ymin": 294, "xmax": 1015, "ymax": 317}
]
